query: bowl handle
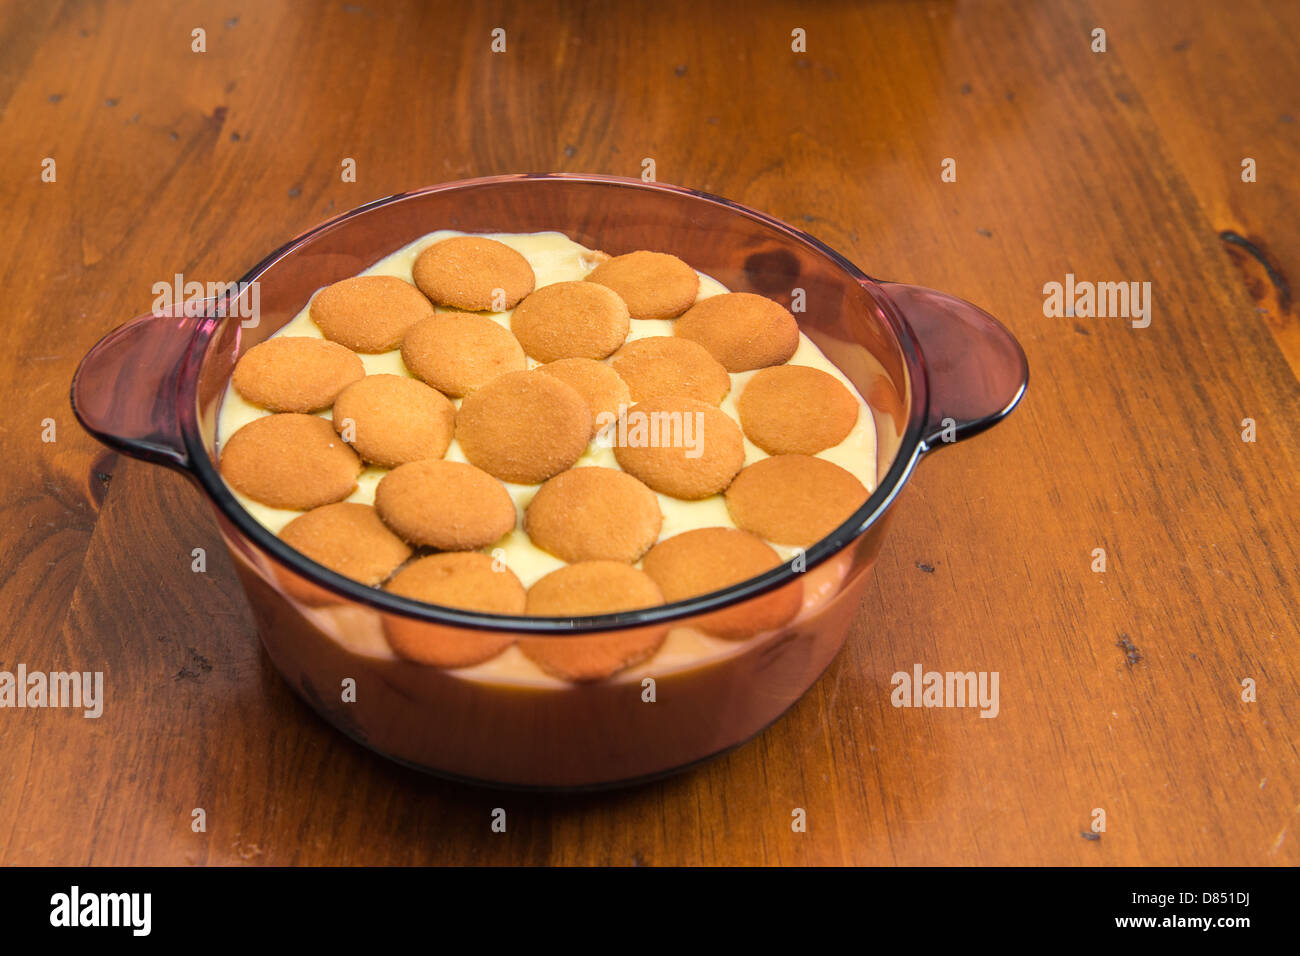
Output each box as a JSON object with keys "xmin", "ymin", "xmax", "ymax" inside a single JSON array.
[
  {"xmin": 878, "ymin": 282, "xmax": 1029, "ymax": 451},
  {"xmin": 70, "ymin": 302, "xmax": 211, "ymax": 471}
]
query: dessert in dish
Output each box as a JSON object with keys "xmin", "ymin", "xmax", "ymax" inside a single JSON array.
[
  {"xmin": 75, "ymin": 175, "xmax": 1028, "ymax": 787},
  {"xmin": 216, "ymin": 230, "xmax": 877, "ymax": 683}
]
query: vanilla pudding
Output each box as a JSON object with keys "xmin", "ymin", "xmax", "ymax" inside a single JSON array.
[{"xmin": 217, "ymin": 231, "xmax": 877, "ymax": 684}]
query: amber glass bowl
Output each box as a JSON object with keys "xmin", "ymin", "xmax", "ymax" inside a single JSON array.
[{"xmin": 72, "ymin": 174, "xmax": 1027, "ymax": 789}]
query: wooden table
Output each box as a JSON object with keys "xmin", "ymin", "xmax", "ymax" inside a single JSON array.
[{"xmin": 2, "ymin": 0, "xmax": 1296, "ymax": 866}]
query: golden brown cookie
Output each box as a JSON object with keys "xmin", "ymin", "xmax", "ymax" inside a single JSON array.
[
  {"xmin": 279, "ymin": 502, "xmax": 412, "ymax": 586},
  {"xmin": 641, "ymin": 527, "xmax": 803, "ymax": 638},
  {"xmin": 725, "ymin": 454, "xmax": 869, "ymax": 547},
  {"xmin": 373, "ymin": 459, "xmax": 516, "ymax": 549},
  {"xmin": 510, "ymin": 281, "xmax": 630, "ymax": 362},
  {"xmin": 519, "ymin": 562, "xmax": 667, "ymax": 680},
  {"xmin": 384, "ymin": 619, "xmax": 518, "ymax": 669},
  {"xmin": 584, "ymin": 250, "xmax": 699, "ymax": 320},
  {"xmin": 608, "ymin": 336, "xmax": 731, "ymax": 405},
  {"xmin": 534, "ymin": 358, "xmax": 631, "ymax": 437},
  {"xmin": 309, "ymin": 275, "xmax": 436, "ymax": 353},
  {"xmin": 220, "ymin": 413, "xmax": 362, "ymax": 510},
  {"xmin": 737, "ymin": 365, "xmax": 860, "ymax": 455},
  {"xmin": 612, "ymin": 396, "xmax": 745, "ymax": 499},
  {"xmin": 517, "ymin": 628, "xmax": 668, "ymax": 682},
  {"xmin": 455, "ymin": 371, "xmax": 592, "ymax": 484},
  {"xmin": 331, "ymin": 373, "xmax": 455, "ymax": 467},
  {"xmin": 231, "ymin": 337, "xmax": 365, "ymax": 413},
  {"xmin": 525, "ymin": 561, "xmax": 664, "ymax": 616},
  {"xmin": 524, "ymin": 467, "xmax": 662, "ymax": 564},
  {"xmin": 674, "ymin": 292, "xmax": 800, "ymax": 371},
  {"xmin": 384, "ymin": 553, "xmax": 524, "ymax": 667},
  {"xmin": 867, "ymin": 373, "xmax": 906, "ymax": 436},
  {"xmin": 400, "ymin": 312, "xmax": 527, "ymax": 397},
  {"xmin": 412, "ymin": 236, "xmax": 535, "ymax": 311},
  {"xmin": 272, "ymin": 565, "xmax": 349, "ymax": 609},
  {"xmin": 387, "ymin": 552, "xmax": 526, "ymax": 613}
]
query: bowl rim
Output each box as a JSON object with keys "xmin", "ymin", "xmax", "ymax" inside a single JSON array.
[{"xmin": 182, "ymin": 173, "xmax": 932, "ymax": 634}]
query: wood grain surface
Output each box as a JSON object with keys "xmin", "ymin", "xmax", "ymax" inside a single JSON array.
[{"xmin": 1, "ymin": 0, "xmax": 1297, "ymax": 866}]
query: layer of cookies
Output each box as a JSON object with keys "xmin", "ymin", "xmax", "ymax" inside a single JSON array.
[{"xmin": 216, "ymin": 230, "xmax": 877, "ymax": 682}]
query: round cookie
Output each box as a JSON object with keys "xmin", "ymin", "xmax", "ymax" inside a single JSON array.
[
  {"xmin": 271, "ymin": 564, "xmax": 349, "ymax": 609},
  {"xmin": 584, "ymin": 250, "xmax": 699, "ymax": 320},
  {"xmin": 725, "ymin": 454, "xmax": 869, "ymax": 547},
  {"xmin": 510, "ymin": 281, "xmax": 630, "ymax": 362},
  {"xmin": 674, "ymin": 292, "xmax": 800, "ymax": 372},
  {"xmin": 373, "ymin": 459, "xmax": 516, "ymax": 550},
  {"xmin": 383, "ymin": 553, "xmax": 521, "ymax": 667},
  {"xmin": 519, "ymin": 562, "xmax": 667, "ymax": 680},
  {"xmin": 612, "ymin": 396, "xmax": 745, "ymax": 499},
  {"xmin": 220, "ymin": 413, "xmax": 361, "ymax": 510},
  {"xmin": 525, "ymin": 561, "xmax": 664, "ymax": 616},
  {"xmin": 737, "ymin": 364, "xmax": 860, "ymax": 455},
  {"xmin": 868, "ymin": 373, "xmax": 906, "ymax": 434},
  {"xmin": 310, "ymin": 275, "xmax": 436, "ymax": 353},
  {"xmin": 517, "ymin": 627, "xmax": 668, "ymax": 682},
  {"xmin": 331, "ymin": 373, "xmax": 455, "ymax": 467},
  {"xmin": 386, "ymin": 552, "xmax": 527, "ymax": 614},
  {"xmin": 455, "ymin": 371, "xmax": 592, "ymax": 484},
  {"xmin": 641, "ymin": 527, "xmax": 803, "ymax": 638},
  {"xmin": 412, "ymin": 236, "xmax": 535, "ymax": 311},
  {"xmin": 384, "ymin": 619, "xmax": 517, "ymax": 669},
  {"xmin": 231, "ymin": 337, "xmax": 364, "ymax": 413},
  {"xmin": 535, "ymin": 358, "xmax": 631, "ymax": 437},
  {"xmin": 608, "ymin": 336, "xmax": 731, "ymax": 405},
  {"xmin": 524, "ymin": 467, "xmax": 662, "ymax": 564},
  {"xmin": 279, "ymin": 502, "xmax": 412, "ymax": 586},
  {"xmin": 400, "ymin": 312, "xmax": 527, "ymax": 397}
]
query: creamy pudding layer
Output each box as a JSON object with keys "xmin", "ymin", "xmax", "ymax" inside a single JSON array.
[{"xmin": 217, "ymin": 231, "xmax": 877, "ymax": 685}]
